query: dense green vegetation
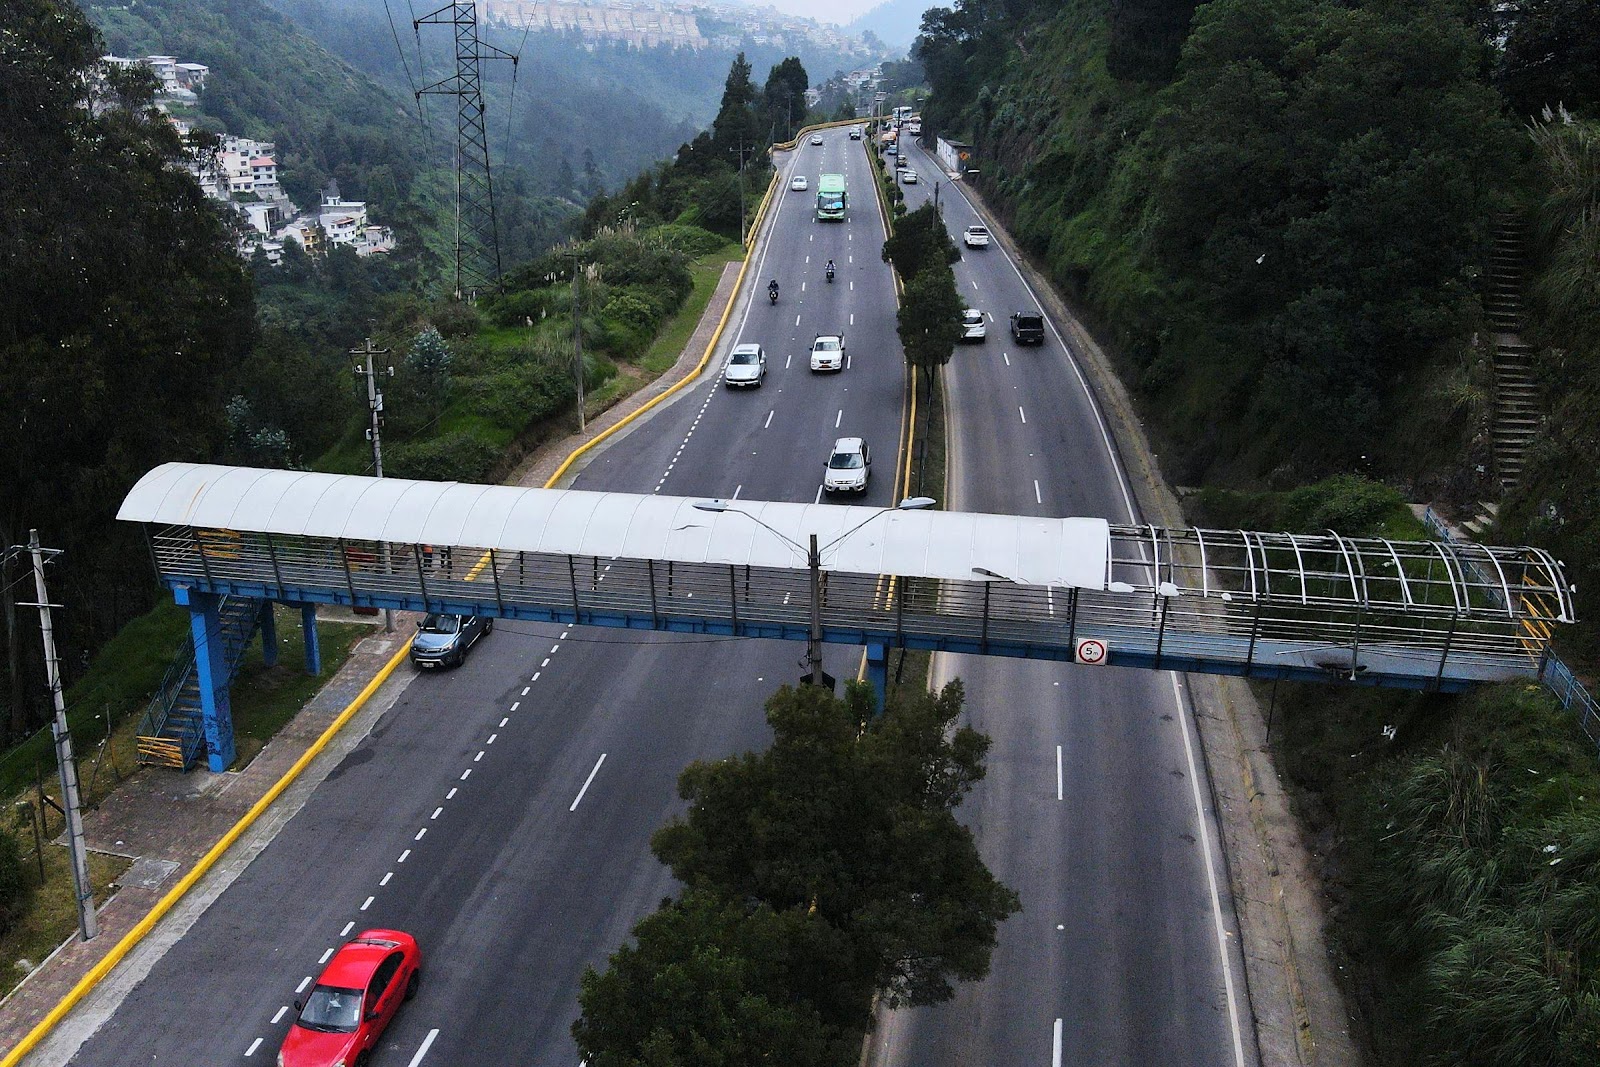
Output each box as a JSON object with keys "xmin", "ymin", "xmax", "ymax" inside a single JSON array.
[
  {"xmin": 574, "ymin": 681, "xmax": 1017, "ymax": 1065},
  {"xmin": 913, "ymin": 0, "xmax": 1587, "ymax": 492}
]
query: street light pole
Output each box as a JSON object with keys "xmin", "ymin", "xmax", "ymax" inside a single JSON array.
[
  {"xmin": 352, "ymin": 338, "xmax": 394, "ymax": 633},
  {"xmin": 692, "ymin": 497, "xmax": 937, "ymax": 690}
]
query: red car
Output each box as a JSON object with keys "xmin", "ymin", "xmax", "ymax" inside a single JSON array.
[{"xmin": 279, "ymin": 929, "xmax": 421, "ymax": 1067}]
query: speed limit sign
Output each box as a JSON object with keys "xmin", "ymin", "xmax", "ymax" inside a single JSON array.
[{"xmin": 1075, "ymin": 638, "xmax": 1108, "ymax": 665}]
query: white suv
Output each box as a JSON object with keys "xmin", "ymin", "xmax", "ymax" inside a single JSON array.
[
  {"xmin": 810, "ymin": 334, "xmax": 845, "ymax": 372},
  {"xmin": 963, "ymin": 225, "xmax": 990, "ymax": 248},
  {"xmin": 823, "ymin": 437, "xmax": 871, "ymax": 495},
  {"xmin": 722, "ymin": 342, "xmax": 766, "ymax": 387},
  {"xmin": 960, "ymin": 308, "xmax": 987, "ymax": 342}
]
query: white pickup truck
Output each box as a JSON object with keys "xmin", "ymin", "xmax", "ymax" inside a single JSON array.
[{"xmin": 810, "ymin": 334, "xmax": 845, "ymax": 372}]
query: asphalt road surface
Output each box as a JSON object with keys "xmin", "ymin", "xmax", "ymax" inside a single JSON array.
[
  {"xmin": 871, "ymin": 137, "xmax": 1252, "ymax": 1067},
  {"xmin": 60, "ymin": 128, "xmax": 906, "ymax": 1066}
]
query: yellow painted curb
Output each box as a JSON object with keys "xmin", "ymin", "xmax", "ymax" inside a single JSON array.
[
  {"xmin": 1, "ymin": 639, "xmax": 414, "ymax": 1067},
  {"xmin": 545, "ymin": 173, "xmax": 778, "ymax": 491}
]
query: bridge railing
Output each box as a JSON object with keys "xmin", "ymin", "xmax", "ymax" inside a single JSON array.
[{"xmin": 142, "ymin": 522, "xmax": 1565, "ymax": 690}]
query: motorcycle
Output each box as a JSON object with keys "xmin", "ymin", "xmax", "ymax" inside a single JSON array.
[
  {"xmin": 768, "ymin": 287, "xmax": 779, "ymax": 305},
  {"xmin": 825, "ymin": 267, "xmax": 835, "ymax": 283}
]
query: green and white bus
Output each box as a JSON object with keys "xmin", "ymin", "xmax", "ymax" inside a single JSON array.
[{"xmin": 815, "ymin": 173, "xmax": 847, "ymax": 222}]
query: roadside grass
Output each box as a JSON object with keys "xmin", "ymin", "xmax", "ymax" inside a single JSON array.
[
  {"xmin": 228, "ymin": 607, "xmax": 373, "ymax": 768},
  {"xmin": 640, "ymin": 245, "xmax": 742, "ymax": 375},
  {"xmin": 0, "ymin": 846, "xmax": 129, "ymax": 1000}
]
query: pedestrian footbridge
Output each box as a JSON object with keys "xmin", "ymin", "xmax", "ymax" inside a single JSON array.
[{"xmin": 119, "ymin": 463, "xmax": 1574, "ymax": 770}]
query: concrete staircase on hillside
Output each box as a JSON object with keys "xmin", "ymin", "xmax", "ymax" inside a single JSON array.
[{"xmin": 1485, "ymin": 215, "xmax": 1542, "ymax": 491}]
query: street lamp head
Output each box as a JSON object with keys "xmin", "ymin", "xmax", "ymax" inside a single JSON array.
[
  {"xmin": 692, "ymin": 499, "xmax": 732, "ymax": 513},
  {"xmin": 971, "ymin": 566, "xmax": 1024, "ymax": 584},
  {"xmin": 1107, "ymin": 581, "xmax": 1136, "ymax": 594},
  {"xmin": 897, "ymin": 496, "xmax": 937, "ymax": 510}
]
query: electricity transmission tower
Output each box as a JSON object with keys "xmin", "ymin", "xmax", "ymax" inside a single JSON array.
[{"xmin": 414, "ymin": 2, "xmax": 517, "ymax": 299}]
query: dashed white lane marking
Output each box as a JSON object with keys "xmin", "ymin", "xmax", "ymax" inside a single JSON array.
[
  {"xmin": 1053, "ymin": 1019, "xmax": 1063, "ymax": 1067},
  {"xmin": 1035, "ymin": 480, "xmax": 1043, "ymax": 504},
  {"xmin": 474, "ymin": 750, "xmax": 485, "ymax": 762},
  {"xmin": 246, "ymin": 1038, "xmax": 263, "ymax": 1057},
  {"xmin": 509, "ymin": 701, "xmax": 519, "ymax": 711},
  {"xmin": 764, "ymin": 409, "xmax": 775, "ymax": 429},
  {"xmin": 498, "ymin": 717, "xmax": 508, "ymax": 727},
  {"xmin": 296, "ymin": 976, "xmax": 312, "ymax": 994},
  {"xmin": 532, "ymin": 672, "xmax": 540, "ymax": 681},
  {"xmin": 786, "ymin": 353, "xmax": 792, "ymax": 369},
  {"xmin": 319, "ymin": 947, "xmax": 334, "ymax": 964},
  {"xmin": 398, "ymin": 849, "xmax": 411, "ymax": 863},
  {"xmin": 272, "ymin": 1006, "xmax": 289, "ymax": 1024},
  {"xmin": 836, "ymin": 409, "xmax": 843, "ymax": 427},
  {"xmin": 431, "ymin": 806, "xmax": 443, "ymax": 820},
  {"xmin": 733, "ymin": 484, "xmax": 743, "ymax": 499},
  {"xmin": 850, "ymin": 280, "xmax": 855, "ymax": 291},
  {"xmin": 570, "ymin": 753, "xmax": 608, "ymax": 812},
  {"xmin": 380, "ymin": 872, "xmax": 393, "ymax": 886},
  {"xmin": 414, "ymin": 828, "xmax": 427, "ymax": 841},
  {"xmin": 551, "ymin": 643, "xmax": 560, "ymax": 652},
  {"xmin": 541, "ymin": 658, "xmax": 551, "ymax": 668},
  {"xmin": 1003, "ymin": 352, "xmax": 1011, "ymax": 366},
  {"xmin": 521, "ymin": 686, "xmax": 530, "ymax": 696},
  {"xmin": 814, "ymin": 485, "xmax": 824, "ymax": 504},
  {"xmin": 1057, "ymin": 745, "xmax": 1064, "ymax": 801},
  {"xmin": 795, "ymin": 314, "xmax": 802, "ymax": 327},
  {"xmin": 561, "ymin": 630, "xmax": 569, "ymax": 639},
  {"xmin": 801, "ymin": 281, "xmax": 806, "ymax": 292},
  {"xmin": 459, "ymin": 768, "xmax": 471, "ymax": 780},
  {"xmin": 405, "ymin": 1029, "xmax": 441, "ymax": 1067},
  {"xmin": 487, "ymin": 733, "xmax": 498, "ymax": 744},
  {"xmin": 1019, "ymin": 406, "xmax": 1027, "ymax": 424},
  {"xmin": 361, "ymin": 896, "xmax": 374, "ymax": 911}
]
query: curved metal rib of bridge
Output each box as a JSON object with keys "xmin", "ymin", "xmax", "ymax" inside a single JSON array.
[{"xmin": 119, "ymin": 464, "xmax": 1574, "ymax": 767}]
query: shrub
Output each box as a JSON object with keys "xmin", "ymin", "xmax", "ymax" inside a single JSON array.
[
  {"xmin": 385, "ymin": 430, "xmax": 502, "ymax": 482},
  {"xmin": 0, "ymin": 829, "xmax": 26, "ymax": 934},
  {"xmin": 429, "ymin": 300, "xmax": 481, "ymax": 339}
]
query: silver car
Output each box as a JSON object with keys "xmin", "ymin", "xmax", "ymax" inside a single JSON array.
[
  {"xmin": 410, "ymin": 612, "xmax": 492, "ymax": 670},
  {"xmin": 723, "ymin": 342, "xmax": 766, "ymax": 388},
  {"xmin": 823, "ymin": 437, "xmax": 871, "ymax": 495},
  {"xmin": 961, "ymin": 308, "xmax": 987, "ymax": 342}
]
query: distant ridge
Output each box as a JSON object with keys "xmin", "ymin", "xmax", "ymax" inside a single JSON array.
[{"xmin": 845, "ymin": 0, "xmax": 928, "ymax": 52}]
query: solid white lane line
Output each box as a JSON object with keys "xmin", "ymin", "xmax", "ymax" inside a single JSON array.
[
  {"xmin": 1056, "ymin": 746, "xmax": 1064, "ymax": 801},
  {"xmin": 1052, "ymin": 1018, "xmax": 1063, "ymax": 1067},
  {"xmin": 431, "ymin": 807, "xmax": 443, "ymax": 820},
  {"xmin": 1019, "ymin": 407, "xmax": 1027, "ymax": 424},
  {"xmin": 319, "ymin": 948, "xmax": 334, "ymax": 964},
  {"xmin": 1170, "ymin": 673, "xmax": 1248, "ymax": 1067},
  {"xmin": 246, "ymin": 1038, "xmax": 263, "ymax": 1057},
  {"xmin": 405, "ymin": 1029, "xmax": 441, "ymax": 1067},
  {"xmin": 272, "ymin": 1006, "xmax": 289, "ymax": 1024},
  {"xmin": 765, "ymin": 410, "xmax": 775, "ymax": 428},
  {"xmin": 361, "ymin": 896, "xmax": 374, "ymax": 911},
  {"xmin": 570, "ymin": 753, "xmax": 608, "ymax": 811},
  {"xmin": 296, "ymin": 976, "xmax": 312, "ymax": 994},
  {"xmin": 1035, "ymin": 480, "xmax": 1042, "ymax": 504},
  {"xmin": 380, "ymin": 872, "xmax": 392, "ymax": 886}
]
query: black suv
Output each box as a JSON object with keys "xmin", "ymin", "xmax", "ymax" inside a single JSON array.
[{"xmin": 1010, "ymin": 312, "xmax": 1045, "ymax": 345}]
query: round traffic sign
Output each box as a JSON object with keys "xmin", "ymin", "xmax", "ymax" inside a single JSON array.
[{"xmin": 1075, "ymin": 638, "xmax": 1108, "ymax": 665}]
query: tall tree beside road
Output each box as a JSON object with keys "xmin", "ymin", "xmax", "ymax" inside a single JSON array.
[
  {"xmin": 763, "ymin": 56, "xmax": 810, "ymax": 142},
  {"xmin": 898, "ymin": 265, "xmax": 964, "ymax": 391},
  {"xmin": 0, "ymin": 0, "xmax": 255, "ymax": 738},
  {"xmin": 882, "ymin": 203, "xmax": 960, "ymax": 280},
  {"xmin": 652, "ymin": 681, "xmax": 1018, "ymax": 1006},
  {"xmin": 1497, "ymin": 0, "xmax": 1600, "ymax": 120}
]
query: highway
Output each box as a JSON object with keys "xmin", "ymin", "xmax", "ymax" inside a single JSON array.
[
  {"xmin": 57, "ymin": 128, "xmax": 906, "ymax": 1066},
  {"xmin": 873, "ymin": 138, "xmax": 1252, "ymax": 1067},
  {"xmin": 50, "ymin": 125, "xmax": 1251, "ymax": 1067}
]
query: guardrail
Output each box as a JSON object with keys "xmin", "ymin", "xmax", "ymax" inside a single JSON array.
[{"xmin": 1422, "ymin": 506, "xmax": 1599, "ymax": 750}]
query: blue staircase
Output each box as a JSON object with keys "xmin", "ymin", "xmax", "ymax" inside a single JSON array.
[{"xmin": 137, "ymin": 597, "xmax": 264, "ymax": 770}]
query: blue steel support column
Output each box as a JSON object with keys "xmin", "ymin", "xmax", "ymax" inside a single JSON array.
[
  {"xmin": 301, "ymin": 604, "xmax": 322, "ymax": 676},
  {"xmin": 259, "ymin": 601, "xmax": 278, "ymax": 669},
  {"xmin": 175, "ymin": 587, "xmax": 236, "ymax": 772},
  {"xmin": 865, "ymin": 641, "xmax": 888, "ymax": 716}
]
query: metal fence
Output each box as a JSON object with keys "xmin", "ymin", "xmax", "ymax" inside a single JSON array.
[{"xmin": 138, "ymin": 521, "xmax": 1572, "ymax": 691}]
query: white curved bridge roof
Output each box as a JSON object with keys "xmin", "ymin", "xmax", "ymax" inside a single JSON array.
[{"xmin": 119, "ymin": 463, "xmax": 1112, "ymax": 590}]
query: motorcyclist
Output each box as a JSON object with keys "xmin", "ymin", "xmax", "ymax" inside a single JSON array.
[
  {"xmin": 825, "ymin": 259, "xmax": 835, "ymax": 281},
  {"xmin": 768, "ymin": 279, "xmax": 780, "ymax": 301}
]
